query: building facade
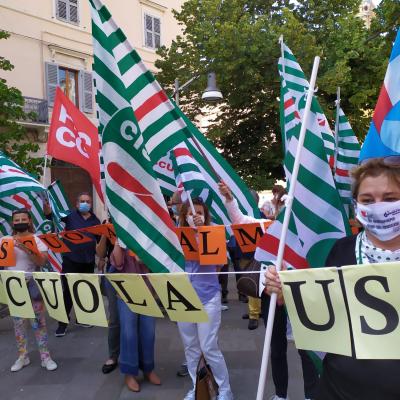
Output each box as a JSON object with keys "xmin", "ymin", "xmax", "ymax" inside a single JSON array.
[
  {"xmin": 359, "ymin": 0, "xmax": 376, "ymax": 28},
  {"xmin": 0, "ymin": 0, "xmax": 184, "ymax": 213}
]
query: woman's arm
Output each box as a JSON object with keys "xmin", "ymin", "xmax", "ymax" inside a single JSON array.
[
  {"xmin": 96, "ymin": 235, "xmax": 108, "ymax": 258},
  {"xmin": 218, "ymin": 181, "xmax": 269, "ymax": 224},
  {"xmin": 16, "ymin": 241, "xmax": 48, "ymax": 267},
  {"xmin": 110, "ymin": 241, "xmax": 124, "ymax": 270}
]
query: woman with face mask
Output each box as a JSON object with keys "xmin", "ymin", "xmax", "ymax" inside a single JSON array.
[
  {"xmin": 178, "ymin": 198, "xmax": 233, "ymax": 400},
  {"xmin": 265, "ymin": 158, "xmax": 400, "ymax": 400},
  {"xmin": 3, "ymin": 209, "xmax": 57, "ymax": 372}
]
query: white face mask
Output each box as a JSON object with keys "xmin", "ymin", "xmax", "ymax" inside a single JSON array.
[
  {"xmin": 186, "ymin": 215, "xmax": 205, "ymax": 227},
  {"xmin": 355, "ymin": 200, "xmax": 400, "ymax": 241}
]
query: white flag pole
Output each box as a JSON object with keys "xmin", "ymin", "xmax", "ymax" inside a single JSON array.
[
  {"xmin": 42, "ymin": 154, "xmax": 49, "ymax": 185},
  {"xmin": 333, "ymin": 87, "xmax": 341, "ymax": 171},
  {"xmin": 255, "ymin": 56, "xmax": 321, "ymax": 400}
]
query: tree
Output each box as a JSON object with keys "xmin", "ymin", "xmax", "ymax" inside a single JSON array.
[
  {"xmin": 0, "ymin": 30, "xmax": 43, "ymax": 175},
  {"xmin": 155, "ymin": 0, "xmax": 397, "ymax": 189}
]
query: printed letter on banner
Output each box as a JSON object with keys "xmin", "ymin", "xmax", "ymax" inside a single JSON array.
[
  {"xmin": 231, "ymin": 221, "xmax": 272, "ymax": 253},
  {"xmin": 198, "ymin": 225, "xmax": 227, "ymax": 265},
  {"xmin": 33, "ymin": 272, "xmax": 69, "ymax": 323},
  {"xmin": 107, "ymin": 274, "xmax": 163, "ymax": 317},
  {"xmin": 0, "ymin": 238, "xmax": 16, "ymax": 267},
  {"xmin": 0, "ymin": 271, "xmax": 35, "ymax": 318},
  {"xmin": 66, "ymin": 273, "xmax": 108, "ymax": 327},
  {"xmin": 175, "ymin": 227, "xmax": 199, "ymax": 260},
  {"xmin": 148, "ymin": 273, "xmax": 208, "ymax": 323},
  {"xmin": 341, "ymin": 263, "xmax": 400, "ymax": 359},
  {"xmin": 279, "ymin": 267, "xmax": 352, "ymax": 356},
  {"xmin": 39, "ymin": 234, "xmax": 71, "ymax": 253},
  {"xmin": 60, "ymin": 231, "xmax": 92, "ymax": 244}
]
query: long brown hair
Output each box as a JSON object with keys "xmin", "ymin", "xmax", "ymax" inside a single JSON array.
[
  {"xmin": 178, "ymin": 197, "xmax": 211, "ymax": 227},
  {"xmin": 11, "ymin": 208, "xmax": 35, "ymax": 234}
]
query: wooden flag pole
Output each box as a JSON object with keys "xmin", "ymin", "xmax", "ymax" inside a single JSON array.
[{"xmin": 255, "ymin": 56, "xmax": 320, "ymax": 400}]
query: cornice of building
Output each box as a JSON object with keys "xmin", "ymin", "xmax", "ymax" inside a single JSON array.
[{"xmin": 139, "ymin": 0, "xmax": 168, "ymax": 13}]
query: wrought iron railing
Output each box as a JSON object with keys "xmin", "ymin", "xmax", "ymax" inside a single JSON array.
[{"xmin": 23, "ymin": 97, "xmax": 49, "ymax": 124}]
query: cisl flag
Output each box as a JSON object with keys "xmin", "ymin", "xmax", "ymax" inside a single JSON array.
[{"xmin": 48, "ymin": 87, "xmax": 103, "ymax": 201}]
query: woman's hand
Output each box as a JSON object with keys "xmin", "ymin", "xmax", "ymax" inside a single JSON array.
[
  {"xmin": 218, "ymin": 180, "xmax": 233, "ymax": 202},
  {"xmin": 193, "ymin": 214, "xmax": 205, "ymax": 226},
  {"xmin": 264, "ymin": 263, "xmax": 287, "ymax": 305}
]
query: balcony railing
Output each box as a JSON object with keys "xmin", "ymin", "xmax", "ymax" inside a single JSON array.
[{"xmin": 22, "ymin": 97, "xmax": 49, "ymax": 124}]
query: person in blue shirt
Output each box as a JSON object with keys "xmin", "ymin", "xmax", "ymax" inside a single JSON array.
[{"xmin": 46, "ymin": 192, "xmax": 100, "ymax": 337}]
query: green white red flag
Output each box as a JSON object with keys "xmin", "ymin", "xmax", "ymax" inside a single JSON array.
[
  {"xmin": 255, "ymin": 50, "xmax": 351, "ymax": 269},
  {"xmin": 334, "ymin": 108, "xmax": 361, "ymax": 217},
  {"xmin": 90, "ymin": 0, "xmax": 185, "ymax": 273}
]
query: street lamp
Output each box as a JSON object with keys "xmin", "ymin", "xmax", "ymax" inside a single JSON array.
[{"xmin": 173, "ymin": 71, "xmax": 223, "ymax": 106}]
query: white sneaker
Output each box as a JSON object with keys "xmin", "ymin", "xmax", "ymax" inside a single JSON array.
[
  {"xmin": 270, "ymin": 396, "xmax": 288, "ymax": 400},
  {"xmin": 221, "ymin": 305, "xmax": 229, "ymax": 311},
  {"xmin": 41, "ymin": 358, "xmax": 58, "ymax": 371},
  {"xmin": 11, "ymin": 356, "xmax": 30, "ymax": 372},
  {"xmin": 183, "ymin": 389, "xmax": 195, "ymax": 400}
]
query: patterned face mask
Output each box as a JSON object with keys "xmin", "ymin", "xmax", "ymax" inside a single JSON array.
[{"xmin": 355, "ymin": 200, "xmax": 400, "ymax": 241}]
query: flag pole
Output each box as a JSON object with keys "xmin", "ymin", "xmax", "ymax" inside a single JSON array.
[
  {"xmin": 255, "ymin": 56, "xmax": 320, "ymax": 400},
  {"xmin": 334, "ymin": 87, "xmax": 341, "ymax": 171},
  {"xmin": 42, "ymin": 154, "xmax": 49, "ymax": 185}
]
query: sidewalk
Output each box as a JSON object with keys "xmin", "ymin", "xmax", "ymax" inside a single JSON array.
[{"xmin": 0, "ymin": 277, "xmax": 306, "ymax": 400}]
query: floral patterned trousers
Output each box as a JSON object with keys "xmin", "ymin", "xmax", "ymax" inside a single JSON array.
[{"xmin": 12, "ymin": 300, "xmax": 50, "ymax": 361}]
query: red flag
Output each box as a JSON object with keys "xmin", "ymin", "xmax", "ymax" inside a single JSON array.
[{"xmin": 47, "ymin": 87, "xmax": 103, "ymax": 201}]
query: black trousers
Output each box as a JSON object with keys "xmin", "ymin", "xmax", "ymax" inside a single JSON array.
[
  {"xmin": 59, "ymin": 258, "xmax": 95, "ymax": 327},
  {"xmin": 218, "ymin": 263, "xmax": 229, "ymax": 298},
  {"xmin": 261, "ymin": 293, "xmax": 319, "ymax": 399}
]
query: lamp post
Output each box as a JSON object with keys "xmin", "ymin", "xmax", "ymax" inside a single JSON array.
[{"xmin": 173, "ymin": 71, "xmax": 223, "ymax": 106}]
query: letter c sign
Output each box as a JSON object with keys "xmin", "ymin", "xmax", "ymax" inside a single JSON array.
[{"xmin": 55, "ymin": 128, "xmax": 92, "ymax": 159}]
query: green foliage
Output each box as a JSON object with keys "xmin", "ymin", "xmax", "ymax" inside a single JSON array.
[
  {"xmin": 0, "ymin": 30, "xmax": 43, "ymax": 175},
  {"xmin": 155, "ymin": 0, "xmax": 399, "ymax": 190}
]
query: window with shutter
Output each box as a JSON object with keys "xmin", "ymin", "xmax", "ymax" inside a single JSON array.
[
  {"xmin": 56, "ymin": 0, "xmax": 79, "ymax": 25},
  {"xmin": 144, "ymin": 13, "xmax": 161, "ymax": 49},
  {"xmin": 80, "ymin": 71, "xmax": 93, "ymax": 114},
  {"xmin": 56, "ymin": 0, "xmax": 68, "ymax": 21},
  {"xmin": 69, "ymin": 0, "xmax": 79, "ymax": 23},
  {"xmin": 45, "ymin": 62, "xmax": 59, "ymax": 106}
]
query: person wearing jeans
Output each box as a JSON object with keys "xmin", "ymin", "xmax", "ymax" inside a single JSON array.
[{"xmin": 111, "ymin": 241, "xmax": 161, "ymax": 392}]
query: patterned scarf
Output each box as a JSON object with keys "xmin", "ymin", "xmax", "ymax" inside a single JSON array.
[{"xmin": 356, "ymin": 230, "xmax": 400, "ymax": 264}]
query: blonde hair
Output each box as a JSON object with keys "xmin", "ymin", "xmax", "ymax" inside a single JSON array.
[{"xmin": 351, "ymin": 158, "xmax": 400, "ymax": 199}]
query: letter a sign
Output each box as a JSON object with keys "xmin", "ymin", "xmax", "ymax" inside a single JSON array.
[{"xmin": 47, "ymin": 87, "xmax": 103, "ymax": 201}]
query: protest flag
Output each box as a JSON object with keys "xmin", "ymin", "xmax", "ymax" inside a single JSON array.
[
  {"xmin": 90, "ymin": 0, "xmax": 185, "ymax": 273},
  {"xmin": 334, "ymin": 107, "xmax": 361, "ymax": 217},
  {"xmin": 0, "ymin": 152, "xmax": 46, "ymax": 198},
  {"xmin": 359, "ymin": 30, "xmax": 400, "ymax": 161},
  {"xmin": 278, "ymin": 38, "xmax": 335, "ymax": 161},
  {"xmin": 47, "ymin": 87, "xmax": 103, "ymax": 202}
]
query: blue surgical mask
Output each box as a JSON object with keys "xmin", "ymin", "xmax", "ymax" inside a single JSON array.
[{"xmin": 78, "ymin": 202, "xmax": 91, "ymax": 213}]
